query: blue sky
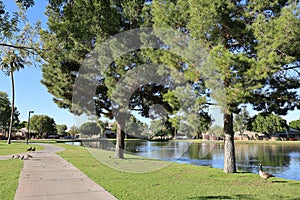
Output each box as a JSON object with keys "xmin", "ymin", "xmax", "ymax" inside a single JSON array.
[{"xmin": 0, "ymin": 1, "xmax": 299, "ymax": 130}]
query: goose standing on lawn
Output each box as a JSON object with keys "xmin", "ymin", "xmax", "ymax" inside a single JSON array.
[{"xmin": 259, "ymin": 163, "xmax": 275, "ymax": 182}]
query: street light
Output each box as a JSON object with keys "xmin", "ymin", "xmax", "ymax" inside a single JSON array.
[{"xmin": 26, "ymin": 111, "xmax": 34, "ymax": 145}]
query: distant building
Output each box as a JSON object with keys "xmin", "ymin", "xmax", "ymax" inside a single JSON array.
[
  {"xmin": 47, "ymin": 134, "xmax": 60, "ymax": 139},
  {"xmin": 14, "ymin": 128, "xmax": 27, "ymax": 139},
  {"xmin": 234, "ymin": 130, "xmax": 258, "ymax": 140},
  {"xmin": 272, "ymin": 128, "xmax": 300, "ymax": 141}
]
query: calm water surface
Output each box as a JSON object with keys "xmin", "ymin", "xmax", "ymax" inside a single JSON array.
[{"xmin": 77, "ymin": 140, "xmax": 300, "ymax": 181}]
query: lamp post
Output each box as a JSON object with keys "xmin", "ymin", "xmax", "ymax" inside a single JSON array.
[{"xmin": 26, "ymin": 111, "xmax": 34, "ymax": 145}]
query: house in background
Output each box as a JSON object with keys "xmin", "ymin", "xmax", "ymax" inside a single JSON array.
[
  {"xmin": 234, "ymin": 130, "xmax": 258, "ymax": 140},
  {"xmin": 271, "ymin": 128, "xmax": 300, "ymax": 141},
  {"xmin": 233, "ymin": 128, "xmax": 300, "ymax": 141},
  {"xmin": 14, "ymin": 128, "xmax": 27, "ymax": 139}
]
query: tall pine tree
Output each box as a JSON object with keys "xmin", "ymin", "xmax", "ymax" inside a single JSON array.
[
  {"xmin": 152, "ymin": 0, "xmax": 300, "ymax": 172},
  {"xmin": 41, "ymin": 0, "xmax": 210, "ymax": 158}
]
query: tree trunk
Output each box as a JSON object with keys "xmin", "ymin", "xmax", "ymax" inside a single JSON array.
[
  {"xmin": 174, "ymin": 127, "xmax": 177, "ymax": 139},
  {"xmin": 115, "ymin": 117, "xmax": 125, "ymax": 158},
  {"xmin": 197, "ymin": 132, "xmax": 201, "ymax": 139},
  {"xmin": 223, "ymin": 112, "xmax": 236, "ymax": 173},
  {"xmin": 7, "ymin": 71, "xmax": 15, "ymax": 144}
]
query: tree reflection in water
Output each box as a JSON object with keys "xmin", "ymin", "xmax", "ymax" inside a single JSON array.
[{"xmin": 80, "ymin": 140, "xmax": 300, "ymax": 181}]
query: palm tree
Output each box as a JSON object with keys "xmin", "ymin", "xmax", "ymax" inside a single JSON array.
[
  {"xmin": 0, "ymin": 1, "xmax": 38, "ymax": 144},
  {"xmin": 1, "ymin": 50, "xmax": 25, "ymax": 144}
]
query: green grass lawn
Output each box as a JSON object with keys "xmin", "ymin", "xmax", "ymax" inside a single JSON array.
[
  {"xmin": 57, "ymin": 144, "xmax": 300, "ymax": 200},
  {"xmin": 0, "ymin": 159, "xmax": 23, "ymax": 200},
  {"xmin": 0, "ymin": 140, "xmax": 45, "ymax": 199},
  {"xmin": 0, "ymin": 140, "xmax": 48, "ymax": 200},
  {"xmin": 1, "ymin": 140, "xmax": 299, "ymax": 200},
  {"xmin": 0, "ymin": 140, "xmax": 45, "ymax": 156}
]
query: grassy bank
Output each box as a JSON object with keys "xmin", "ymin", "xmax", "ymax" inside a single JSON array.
[
  {"xmin": 57, "ymin": 144, "xmax": 300, "ymax": 200},
  {"xmin": 175, "ymin": 139, "xmax": 300, "ymax": 145},
  {"xmin": 0, "ymin": 140, "xmax": 45, "ymax": 156},
  {"xmin": 233, "ymin": 140, "xmax": 300, "ymax": 145},
  {"xmin": 0, "ymin": 159, "xmax": 23, "ymax": 199}
]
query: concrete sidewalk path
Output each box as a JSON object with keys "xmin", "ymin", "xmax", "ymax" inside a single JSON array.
[{"xmin": 14, "ymin": 143, "xmax": 118, "ymax": 200}]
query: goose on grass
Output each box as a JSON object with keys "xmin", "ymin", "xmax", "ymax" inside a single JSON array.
[{"xmin": 259, "ymin": 163, "xmax": 275, "ymax": 182}]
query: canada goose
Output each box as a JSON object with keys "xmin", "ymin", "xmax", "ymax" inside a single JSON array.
[
  {"xmin": 11, "ymin": 155, "xmax": 21, "ymax": 159},
  {"xmin": 27, "ymin": 147, "xmax": 32, "ymax": 151},
  {"xmin": 32, "ymin": 147, "xmax": 36, "ymax": 152},
  {"xmin": 20, "ymin": 154, "xmax": 33, "ymax": 160},
  {"xmin": 259, "ymin": 163, "xmax": 275, "ymax": 182}
]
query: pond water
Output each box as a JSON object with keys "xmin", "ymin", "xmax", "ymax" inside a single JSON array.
[{"xmin": 73, "ymin": 140, "xmax": 300, "ymax": 181}]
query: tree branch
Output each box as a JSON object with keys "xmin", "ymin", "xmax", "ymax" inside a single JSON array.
[
  {"xmin": 283, "ymin": 65, "xmax": 300, "ymax": 71},
  {"xmin": 0, "ymin": 43, "xmax": 37, "ymax": 51}
]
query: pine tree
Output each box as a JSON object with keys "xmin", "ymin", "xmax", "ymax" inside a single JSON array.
[
  {"xmin": 152, "ymin": 0, "xmax": 300, "ymax": 172},
  {"xmin": 41, "ymin": 0, "xmax": 210, "ymax": 159},
  {"xmin": 41, "ymin": 0, "xmax": 162, "ymax": 158}
]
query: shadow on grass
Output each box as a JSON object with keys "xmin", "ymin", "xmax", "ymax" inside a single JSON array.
[
  {"xmin": 189, "ymin": 195, "xmax": 231, "ymax": 199},
  {"xmin": 271, "ymin": 180, "xmax": 288, "ymax": 183},
  {"xmin": 190, "ymin": 194, "xmax": 258, "ymax": 199},
  {"xmin": 291, "ymin": 182, "xmax": 300, "ymax": 185},
  {"xmin": 122, "ymin": 157, "xmax": 157, "ymax": 161}
]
